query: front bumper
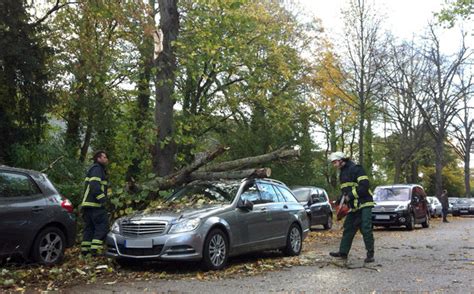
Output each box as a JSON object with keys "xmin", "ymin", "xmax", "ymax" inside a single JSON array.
[
  {"xmin": 372, "ymin": 211, "xmax": 410, "ymax": 226},
  {"xmin": 106, "ymin": 230, "xmax": 205, "ymax": 261},
  {"xmin": 452, "ymin": 207, "xmax": 474, "ymax": 215}
]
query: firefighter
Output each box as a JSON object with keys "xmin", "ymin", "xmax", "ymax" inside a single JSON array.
[
  {"xmin": 328, "ymin": 151, "xmax": 375, "ymax": 263},
  {"xmin": 80, "ymin": 150, "xmax": 109, "ymax": 256}
]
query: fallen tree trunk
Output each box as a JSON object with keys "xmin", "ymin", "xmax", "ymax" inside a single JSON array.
[
  {"xmin": 138, "ymin": 146, "xmax": 299, "ymax": 193},
  {"xmin": 190, "ymin": 167, "xmax": 271, "ymax": 181},
  {"xmin": 199, "ymin": 147, "xmax": 300, "ymax": 172}
]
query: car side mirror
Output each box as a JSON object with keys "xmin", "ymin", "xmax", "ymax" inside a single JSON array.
[
  {"xmin": 311, "ymin": 194, "xmax": 318, "ymax": 203},
  {"xmin": 238, "ymin": 199, "xmax": 254, "ymax": 210}
]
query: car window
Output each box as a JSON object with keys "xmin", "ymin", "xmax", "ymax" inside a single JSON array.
[
  {"xmin": 292, "ymin": 188, "xmax": 310, "ymax": 202},
  {"xmin": 257, "ymin": 183, "xmax": 279, "ymax": 203},
  {"xmin": 276, "ymin": 186, "xmax": 298, "ymax": 203},
  {"xmin": 0, "ymin": 171, "xmax": 41, "ymax": 198},
  {"xmin": 240, "ymin": 183, "xmax": 261, "ymax": 204},
  {"xmin": 374, "ymin": 187, "xmax": 410, "ymax": 201}
]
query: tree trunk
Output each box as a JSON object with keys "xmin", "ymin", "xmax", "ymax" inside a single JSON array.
[
  {"xmin": 153, "ymin": 0, "xmax": 179, "ymax": 177},
  {"xmin": 434, "ymin": 139, "xmax": 444, "ymax": 198},
  {"xmin": 79, "ymin": 122, "xmax": 93, "ymax": 163},
  {"xmin": 465, "ymin": 141, "xmax": 471, "ymax": 197}
]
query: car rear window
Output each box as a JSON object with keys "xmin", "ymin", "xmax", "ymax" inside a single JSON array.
[
  {"xmin": 292, "ymin": 188, "xmax": 309, "ymax": 202},
  {"xmin": 0, "ymin": 171, "xmax": 42, "ymax": 197}
]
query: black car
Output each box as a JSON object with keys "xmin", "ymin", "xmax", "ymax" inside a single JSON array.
[
  {"xmin": 451, "ymin": 198, "xmax": 474, "ymax": 216},
  {"xmin": 372, "ymin": 184, "xmax": 430, "ymax": 230},
  {"xmin": 291, "ymin": 186, "xmax": 333, "ymax": 230},
  {"xmin": 0, "ymin": 166, "xmax": 76, "ymax": 265}
]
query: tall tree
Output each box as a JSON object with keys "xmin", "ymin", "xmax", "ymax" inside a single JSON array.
[
  {"xmin": 415, "ymin": 25, "xmax": 471, "ymax": 198},
  {"xmin": 153, "ymin": 0, "xmax": 179, "ymax": 177},
  {"xmin": 0, "ymin": 0, "xmax": 53, "ymax": 164},
  {"xmin": 340, "ymin": 0, "xmax": 386, "ymax": 170}
]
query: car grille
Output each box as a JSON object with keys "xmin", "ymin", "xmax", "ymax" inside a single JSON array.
[
  {"xmin": 121, "ymin": 221, "xmax": 167, "ymax": 236},
  {"xmin": 373, "ymin": 205, "xmax": 398, "ymax": 212},
  {"xmin": 118, "ymin": 244, "xmax": 164, "ymax": 256}
]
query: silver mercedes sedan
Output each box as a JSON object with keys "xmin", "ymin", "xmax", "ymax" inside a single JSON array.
[{"xmin": 106, "ymin": 178, "xmax": 309, "ymax": 270}]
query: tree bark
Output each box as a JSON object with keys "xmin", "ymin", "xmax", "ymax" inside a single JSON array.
[{"xmin": 153, "ymin": 0, "xmax": 179, "ymax": 177}]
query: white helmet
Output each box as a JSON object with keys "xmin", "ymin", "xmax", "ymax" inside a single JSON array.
[{"xmin": 328, "ymin": 151, "xmax": 347, "ymax": 162}]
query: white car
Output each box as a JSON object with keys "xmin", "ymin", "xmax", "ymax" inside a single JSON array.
[{"xmin": 427, "ymin": 196, "xmax": 442, "ymax": 218}]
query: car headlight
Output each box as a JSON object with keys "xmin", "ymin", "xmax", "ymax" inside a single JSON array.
[
  {"xmin": 169, "ymin": 218, "xmax": 201, "ymax": 234},
  {"xmin": 111, "ymin": 220, "xmax": 120, "ymax": 234},
  {"xmin": 395, "ymin": 204, "xmax": 408, "ymax": 211}
]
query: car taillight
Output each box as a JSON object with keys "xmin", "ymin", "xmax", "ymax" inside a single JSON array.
[{"xmin": 61, "ymin": 198, "xmax": 74, "ymax": 213}]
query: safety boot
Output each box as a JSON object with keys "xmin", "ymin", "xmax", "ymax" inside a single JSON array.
[
  {"xmin": 364, "ymin": 251, "xmax": 374, "ymax": 263},
  {"xmin": 329, "ymin": 252, "xmax": 348, "ymax": 259}
]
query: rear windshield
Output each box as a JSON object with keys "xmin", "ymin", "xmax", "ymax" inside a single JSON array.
[
  {"xmin": 374, "ymin": 187, "xmax": 410, "ymax": 201},
  {"xmin": 292, "ymin": 188, "xmax": 309, "ymax": 202}
]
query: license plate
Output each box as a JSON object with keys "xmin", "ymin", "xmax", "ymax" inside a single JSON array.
[
  {"xmin": 460, "ymin": 210, "xmax": 468, "ymax": 213},
  {"xmin": 124, "ymin": 239, "xmax": 153, "ymax": 248},
  {"xmin": 375, "ymin": 214, "xmax": 390, "ymax": 220}
]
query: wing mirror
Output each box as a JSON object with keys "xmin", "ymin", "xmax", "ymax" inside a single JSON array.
[{"xmin": 238, "ymin": 199, "xmax": 254, "ymax": 210}]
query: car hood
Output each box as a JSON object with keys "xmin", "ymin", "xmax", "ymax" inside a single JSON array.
[
  {"xmin": 374, "ymin": 200, "xmax": 410, "ymax": 207},
  {"xmin": 119, "ymin": 204, "xmax": 230, "ymax": 223}
]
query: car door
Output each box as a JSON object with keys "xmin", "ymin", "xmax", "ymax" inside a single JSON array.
[
  {"xmin": 256, "ymin": 182, "xmax": 288, "ymax": 244},
  {"xmin": 411, "ymin": 187, "xmax": 426, "ymax": 221},
  {"xmin": 309, "ymin": 189, "xmax": 327, "ymax": 224},
  {"xmin": 0, "ymin": 171, "xmax": 47, "ymax": 257},
  {"xmin": 235, "ymin": 182, "xmax": 269, "ymax": 249}
]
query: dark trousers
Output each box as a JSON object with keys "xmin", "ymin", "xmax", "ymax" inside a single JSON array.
[
  {"xmin": 442, "ymin": 207, "xmax": 448, "ymax": 221},
  {"xmin": 339, "ymin": 207, "xmax": 374, "ymax": 255},
  {"xmin": 81, "ymin": 207, "xmax": 108, "ymax": 254}
]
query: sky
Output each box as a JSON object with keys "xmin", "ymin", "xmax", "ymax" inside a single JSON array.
[
  {"xmin": 297, "ymin": 0, "xmax": 474, "ymax": 166},
  {"xmin": 298, "ymin": 0, "xmax": 473, "ymax": 53}
]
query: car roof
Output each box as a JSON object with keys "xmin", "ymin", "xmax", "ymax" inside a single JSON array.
[{"xmin": 0, "ymin": 165, "xmax": 44, "ymax": 177}]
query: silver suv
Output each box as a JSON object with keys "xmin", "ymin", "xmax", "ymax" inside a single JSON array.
[{"xmin": 106, "ymin": 178, "xmax": 309, "ymax": 270}]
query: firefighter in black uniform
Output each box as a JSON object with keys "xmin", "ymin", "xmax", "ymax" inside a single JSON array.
[
  {"xmin": 80, "ymin": 151, "xmax": 109, "ymax": 256},
  {"xmin": 328, "ymin": 152, "xmax": 375, "ymax": 263}
]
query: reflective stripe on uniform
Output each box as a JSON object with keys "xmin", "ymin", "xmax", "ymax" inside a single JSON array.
[
  {"xmin": 341, "ymin": 182, "xmax": 358, "ymax": 189},
  {"xmin": 85, "ymin": 177, "xmax": 102, "ymax": 182},
  {"xmin": 352, "ymin": 186, "xmax": 359, "ymax": 208},
  {"xmin": 81, "ymin": 201, "xmax": 101, "ymax": 207},
  {"xmin": 96, "ymin": 193, "xmax": 105, "ymax": 200},
  {"xmin": 357, "ymin": 175, "xmax": 369, "ymax": 182},
  {"xmin": 359, "ymin": 201, "xmax": 375, "ymax": 209}
]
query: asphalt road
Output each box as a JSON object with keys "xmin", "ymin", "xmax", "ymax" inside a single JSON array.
[{"xmin": 70, "ymin": 216, "xmax": 474, "ymax": 293}]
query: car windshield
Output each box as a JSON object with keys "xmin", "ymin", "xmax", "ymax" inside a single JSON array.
[
  {"xmin": 164, "ymin": 181, "xmax": 240, "ymax": 208},
  {"xmin": 292, "ymin": 188, "xmax": 309, "ymax": 202},
  {"xmin": 374, "ymin": 187, "xmax": 410, "ymax": 201}
]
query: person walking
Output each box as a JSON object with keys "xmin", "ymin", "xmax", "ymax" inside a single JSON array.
[
  {"xmin": 328, "ymin": 152, "xmax": 376, "ymax": 263},
  {"xmin": 438, "ymin": 189, "xmax": 449, "ymax": 223},
  {"xmin": 80, "ymin": 151, "xmax": 110, "ymax": 256}
]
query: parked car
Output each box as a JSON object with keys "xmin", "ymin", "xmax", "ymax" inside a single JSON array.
[
  {"xmin": 0, "ymin": 166, "xmax": 76, "ymax": 265},
  {"xmin": 372, "ymin": 184, "xmax": 430, "ymax": 230},
  {"xmin": 451, "ymin": 198, "xmax": 474, "ymax": 216},
  {"xmin": 291, "ymin": 186, "xmax": 333, "ymax": 230},
  {"xmin": 427, "ymin": 196, "xmax": 442, "ymax": 218},
  {"xmin": 106, "ymin": 178, "xmax": 309, "ymax": 270},
  {"xmin": 448, "ymin": 197, "xmax": 458, "ymax": 214}
]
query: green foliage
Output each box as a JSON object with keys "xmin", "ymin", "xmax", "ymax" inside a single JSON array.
[
  {"xmin": 436, "ymin": 0, "xmax": 473, "ymax": 27},
  {"xmin": 420, "ymin": 164, "xmax": 465, "ymax": 197},
  {"xmin": 0, "ymin": 0, "xmax": 54, "ymax": 164}
]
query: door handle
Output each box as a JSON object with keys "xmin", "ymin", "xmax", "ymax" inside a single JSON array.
[
  {"xmin": 283, "ymin": 205, "xmax": 288, "ymax": 209},
  {"xmin": 32, "ymin": 206, "xmax": 44, "ymax": 213},
  {"xmin": 260, "ymin": 207, "xmax": 267, "ymax": 213}
]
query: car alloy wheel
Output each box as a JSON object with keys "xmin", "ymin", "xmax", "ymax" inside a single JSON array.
[
  {"xmin": 284, "ymin": 224, "xmax": 302, "ymax": 256},
  {"xmin": 406, "ymin": 212, "xmax": 415, "ymax": 231},
  {"xmin": 32, "ymin": 227, "xmax": 65, "ymax": 265},
  {"xmin": 202, "ymin": 228, "xmax": 228, "ymax": 270}
]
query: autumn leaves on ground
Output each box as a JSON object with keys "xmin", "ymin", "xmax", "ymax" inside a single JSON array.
[{"xmin": 0, "ymin": 226, "xmax": 341, "ymax": 292}]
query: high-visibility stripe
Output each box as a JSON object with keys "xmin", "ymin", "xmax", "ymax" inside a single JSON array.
[
  {"xmin": 81, "ymin": 241, "xmax": 92, "ymax": 246},
  {"xmin": 92, "ymin": 239, "xmax": 103, "ymax": 244},
  {"xmin": 81, "ymin": 201, "xmax": 101, "ymax": 207},
  {"xmin": 81, "ymin": 185, "xmax": 90, "ymax": 205},
  {"xmin": 359, "ymin": 201, "xmax": 375, "ymax": 209},
  {"xmin": 85, "ymin": 177, "xmax": 102, "ymax": 182},
  {"xmin": 90, "ymin": 244, "xmax": 103, "ymax": 249},
  {"xmin": 96, "ymin": 194, "xmax": 106, "ymax": 200},
  {"xmin": 352, "ymin": 187, "xmax": 359, "ymax": 208},
  {"xmin": 357, "ymin": 175, "xmax": 369, "ymax": 182},
  {"xmin": 341, "ymin": 182, "xmax": 358, "ymax": 189}
]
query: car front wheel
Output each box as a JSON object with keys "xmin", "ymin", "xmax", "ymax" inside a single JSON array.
[
  {"xmin": 201, "ymin": 228, "xmax": 229, "ymax": 271},
  {"xmin": 283, "ymin": 223, "xmax": 302, "ymax": 256},
  {"xmin": 31, "ymin": 227, "xmax": 65, "ymax": 265},
  {"xmin": 406, "ymin": 212, "xmax": 415, "ymax": 231},
  {"xmin": 422, "ymin": 211, "xmax": 430, "ymax": 228}
]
